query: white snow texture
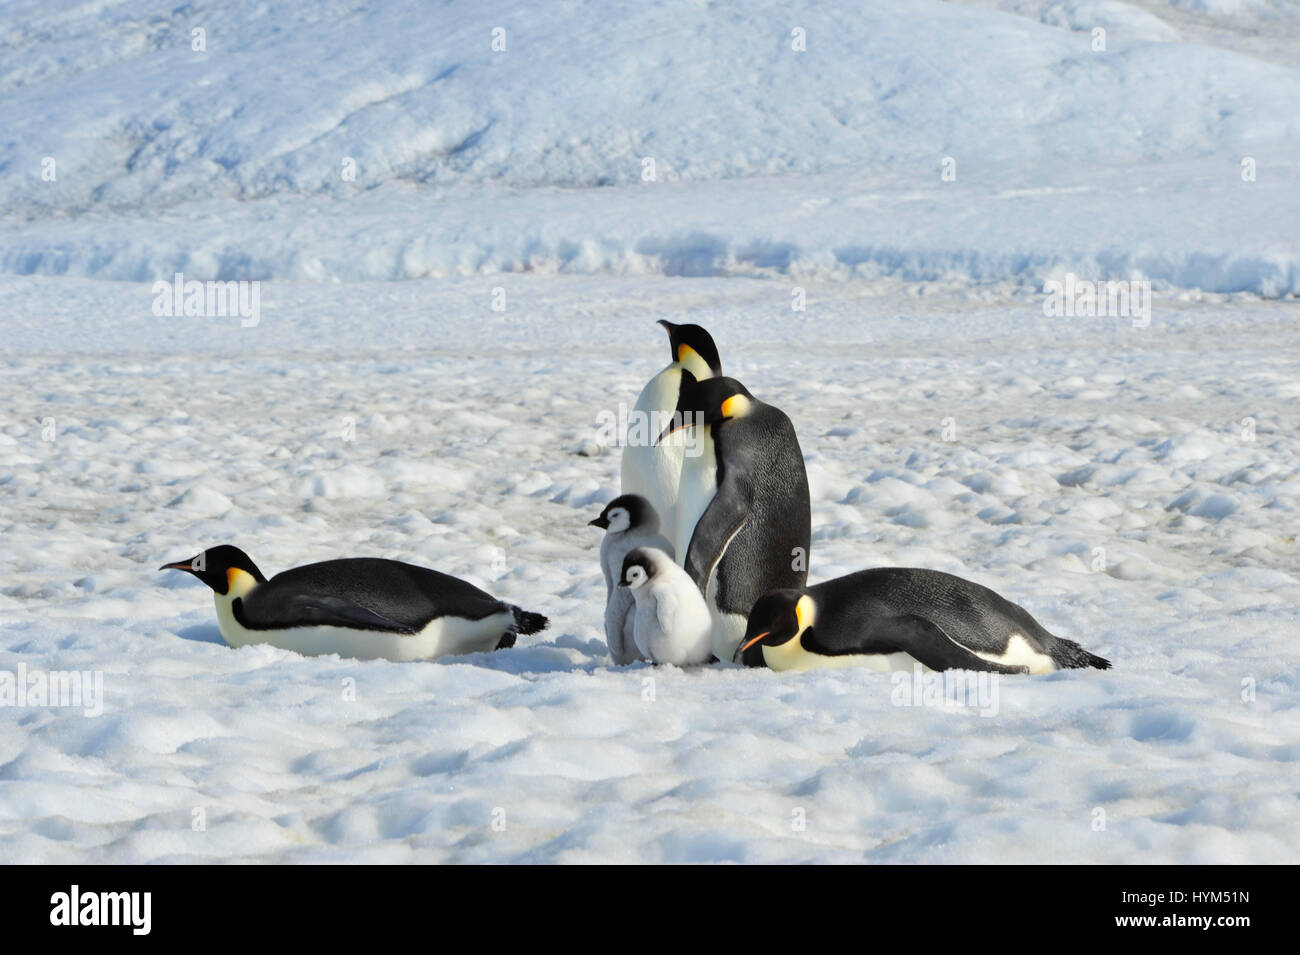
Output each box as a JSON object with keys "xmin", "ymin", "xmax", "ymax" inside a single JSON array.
[{"xmin": 0, "ymin": 0, "xmax": 1297, "ymax": 863}]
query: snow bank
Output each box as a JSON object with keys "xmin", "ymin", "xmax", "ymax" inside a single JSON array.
[{"xmin": 1, "ymin": 0, "xmax": 1297, "ymax": 291}]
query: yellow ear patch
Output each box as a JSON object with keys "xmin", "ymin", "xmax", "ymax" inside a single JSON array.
[
  {"xmin": 677, "ymin": 344, "xmax": 699, "ymax": 365},
  {"xmin": 720, "ymin": 395, "xmax": 740, "ymax": 418},
  {"xmin": 795, "ymin": 594, "xmax": 815, "ymax": 632},
  {"xmin": 225, "ymin": 567, "xmax": 259, "ymax": 595}
]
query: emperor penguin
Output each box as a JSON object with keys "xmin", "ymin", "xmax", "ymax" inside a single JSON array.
[
  {"xmin": 621, "ymin": 321, "xmax": 722, "ymax": 556},
  {"xmin": 619, "ymin": 546, "xmax": 714, "ymax": 666},
  {"xmin": 160, "ymin": 545, "xmax": 547, "ymax": 662},
  {"xmin": 588, "ymin": 494, "xmax": 675, "ymax": 665},
  {"xmin": 659, "ymin": 373, "xmax": 811, "ymax": 665},
  {"xmin": 738, "ymin": 568, "xmax": 1112, "ymax": 673}
]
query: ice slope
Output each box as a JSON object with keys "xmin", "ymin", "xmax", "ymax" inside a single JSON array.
[
  {"xmin": 2, "ymin": 0, "xmax": 1298, "ymax": 291},
  {"xmin": 952, "ymin": 0, "xmax": 1300, "ymax": 67},
  {"xmin": 1, "ymin": 276, "xmax": 1297, "ymax": 863}
]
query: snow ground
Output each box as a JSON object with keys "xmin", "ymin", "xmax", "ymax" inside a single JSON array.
[
  {"xmin": 1, "ymin": 276, "xmax": 1297, "ymax": 863},
  {"xmin": 1, "ymin": 0, "xmax": 1298, "ymax": 863}
]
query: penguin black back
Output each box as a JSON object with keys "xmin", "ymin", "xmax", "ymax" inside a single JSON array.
[
  {"xmin": 704, "ymin": 396, "xmax": 811, "ymax": 610},
  {"xmin": 810, "ymin": 568, "xmax": 1048, "ymax": 653},
  {"xmin": 803, "ymin": 568, "xmax": 1111, "ymax": 670},
  {"xmin": 241, "ymin": 558, "xmax": 528, "ymax": 633}
]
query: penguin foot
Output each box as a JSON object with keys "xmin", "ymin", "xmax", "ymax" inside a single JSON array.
[{"xmin": 510, "ymin": 607, "xmax": 549, "ymax": 635}]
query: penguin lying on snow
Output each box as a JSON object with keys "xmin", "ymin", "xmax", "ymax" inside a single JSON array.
[
  {"xmin": 589, "ymin": 494, "xmax": 675, "ymax": 665},
  {"xmin": 619, "ymin": 546, "xmax": 714, "ymax": 666},
  {"xmin": 160, "ymin": 545, "xmax": 547, "ymax": 662},
  {"xmin": 738, "ymin": 567, "xmax": 1111, "ymax": 673}
]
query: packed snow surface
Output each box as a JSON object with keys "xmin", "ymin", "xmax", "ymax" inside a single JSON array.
[
  {"xmin": 1, "ymin": 0, "xmax": 1298, "ymax": 863},
  {"xmin": 1, "ymin": 276, "xmax": 1297, "ymax": 863}
]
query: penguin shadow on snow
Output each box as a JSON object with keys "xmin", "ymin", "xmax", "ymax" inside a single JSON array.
[
  {"xmin": 175, "ymin": 622, "xmax": 225, "ymax": 645},
  {"xmin": 458, "ymin": 636, "xmax": 605, "ymax": 676},
  {"xmin": 169, "ymin": 612, "xmax": 589, "ymax": 674}
]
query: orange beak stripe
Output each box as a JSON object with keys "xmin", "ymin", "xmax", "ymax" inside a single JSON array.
[{"xmin": 740, "ymin": 631, "xmax": 770, "ymax": 652}]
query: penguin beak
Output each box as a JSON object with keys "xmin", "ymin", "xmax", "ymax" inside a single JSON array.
[
  {"xmin": 739, "ymin": 631, "xmax": 770, "ymax": 653},
  {"xmin": 588, "ymin": 515, "xmax": 609, "ymax": 529},
  {"xmin": 657, "ymin": 319, "xmax": 675, "ymax": 332},
  {"xmin": 655, "ymin": 416, "xmax": 690, "ymax": 445},
  {"xmin": 159, "ymin": 558, "xmax": 197, "ymax": 574}
]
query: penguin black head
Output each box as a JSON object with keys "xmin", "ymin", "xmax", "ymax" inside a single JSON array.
[
  {"xmin": 657, "ymin": 372, "xmax": 755, "ymax": 442},
  {"xmin": 618, "ymin": 546, "xmax": 666, "ymax": 590},
  {"xmin": 589, "ymin": 494, "xmax": 661, "ymax": 534},
  {"xmin": 738, "ymin": 589, "xmax": 810, "ymax": 658},
  {"xmin": 657, "ymin": 320, "xmax": 722, "ymax": 377},
  {"xmin": 160, "ymin": 545, "xmax": 266, "ymax": 595}
]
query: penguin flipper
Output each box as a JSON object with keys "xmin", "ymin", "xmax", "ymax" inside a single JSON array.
[
  {"xmin": 883, "ymin": 614, "xmax": 1029, "ymax": 674},
  {"xmin": 653, "ymin": 585, "xmax": 680, "ymax": 646},
  {"xmin": 236, "ymin": 595, "xmax": 416, "ymax": 634},
  {"xmin": 738, "ymin": 642, "xmax": 767, "ymax": 668},
  {"xmin": 683, "ymin": 480, "xmax": 752, "ymax": 591}
]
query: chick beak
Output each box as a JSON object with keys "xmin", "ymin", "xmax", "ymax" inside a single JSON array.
[{"xmin": 588, "ymin": 516, "xmax": 609, "ymax": 529}]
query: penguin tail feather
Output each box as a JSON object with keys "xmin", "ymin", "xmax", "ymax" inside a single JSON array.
[
  {"xmin": 511, "ymin": 607, "xmax": 549, "ymax": 635},
  {"xmin": 1050, "ymin": 637, "xmax": 1112, "ymax": 670}
]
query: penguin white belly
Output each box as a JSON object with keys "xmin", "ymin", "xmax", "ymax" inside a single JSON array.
[
  {"xmin": 621, "ymin": 368, "xmax": 685, "ymax": 534},
  {"xmin": 632, "ymin": 587, "xmax": 712, "ymax": 666},
  {"xmin": 972, "ymin": 633, "xmax": 1057, "ymax": 674},
  {"xmin": 215, "ymin": 596, "xmax": 512, "ymax": 661},
  {"xmin": 762, "ymin": 637, "xmax": 922, "ymax": 673},
  {"xmin": 705, "ymin": 586, "xmax": 747, "ymax": 663},
  {"xmin": 673, "ymin": 427, "xmax": 717, "ymax": 562}
]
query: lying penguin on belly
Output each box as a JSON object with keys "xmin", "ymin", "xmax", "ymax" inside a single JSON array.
[
  {"xmin": 736, "ymin": 568, "xmax": 1111, "ymax": 674},
  {"xmin": 161, "ymin": 545, "xmax": 548, "ymax": 662}
]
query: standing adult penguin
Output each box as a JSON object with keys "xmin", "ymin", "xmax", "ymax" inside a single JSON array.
[
  {"xmin": 621, "ymin": 321, "xmax": 722, "ymax": 557},
  {"xmin": 737, "ymin": 568, "xmax": 1112, "ymax": 674},
  {"xmin": 589, "ymin": 494, "xmax": 675, "ymax": 665},
  {"xmin": 659, "ymin": 373, "xmax": 811, "ymax": 665}
]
